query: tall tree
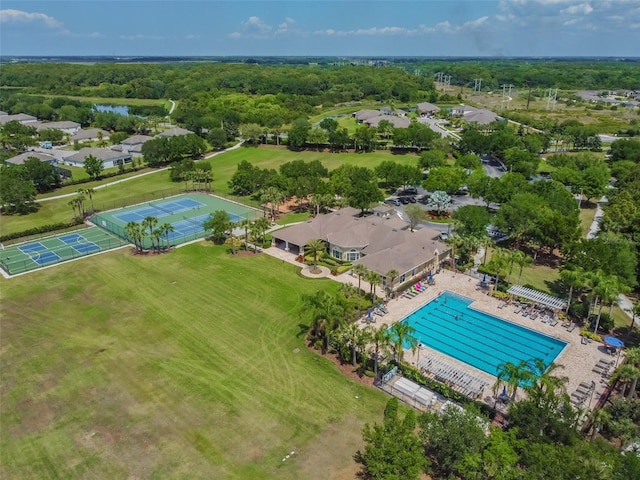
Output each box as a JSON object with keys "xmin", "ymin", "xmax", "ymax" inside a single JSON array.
[
  {"xmin": 305, "ymin": 239, "xmax": 326, "ymax": 274},
  {"xmin": 83, "ymin": 154, "xmax": 104, "ymax": 180},
  {"xmin": 388, "ymin": 321, "xmax": 418, "ymax": 363}
]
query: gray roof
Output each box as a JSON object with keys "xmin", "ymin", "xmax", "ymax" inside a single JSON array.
[
  {"xmin": 66, "ymin": 148, "xmax": 131, "ymax": 164},
  {"xmin": 417, "ymin": 102, "xmax": 440, "ymax": 113},
  {"xmin": 156, "ymin": 127, "xmax": 193, "ymax": 138},
  {"xmin": 32, "ymin": 121, "xmax": 80, "ymax": 131},
  {"xmin": 463, "ymin": 108, "xmax": 502, "ymax": 125},
  {"xmin": 365, "ymin": 115, "xmax": 411, "ymax": 128},
  {"xmin": 5, "ymin": 151, "xmax": 57, "ymax": 166},
  {"xmin": 273, "ymin": 207, "xmax": 448, "ymax": 276},
  {"xmin": 71, "ymin": 128, "xmax": 110, "ymax": 141},
  {"xmin": 121, "ymin": 134, "xmax": 153, "ymax": 145},
  {"xmin": 0, "ymin": 111, "xmax": 7, "ymax": 116},
  {"xmin": 0, "ymin": 113, "xmax": 38, "ymax": 125},
  {"xmin": 354, "ymin": 109, "xmax": 381, "ymax": 121}
]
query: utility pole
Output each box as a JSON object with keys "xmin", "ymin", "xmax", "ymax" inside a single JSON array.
[
  {"xmin": 473, "ymin": 78, "xmax": 482, "ymax": 92},
  {"xmin": 526, "ymin": 84, "xmax": 532, "ymax": 110},
  {"xmin": 546, "ymin": 87, "xmax": 558, "ymax": 111},
  {"xmin": 501, "ymin": 84, "xmax": 513, "ymax": 110}
]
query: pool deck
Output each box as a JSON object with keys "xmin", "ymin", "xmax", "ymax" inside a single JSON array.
[
  {"xmin": 263, "ymin": 246, "xmax": 620, "ymax": 411},
  {"xmin": 357, "ymin": 269, "xmax": 620, "ymax": 410}
]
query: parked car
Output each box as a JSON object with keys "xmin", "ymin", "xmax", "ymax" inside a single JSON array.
[
  {"xmin": 399, "ymin": 197, "xmax": 411, "ymax": 205},
  {"xmin": 399, "ymin": 186, "xmax": 418, "ymax": 196},
  {"xmin": 384, "ymin": 198, "xmax": 401, "ymax": 206}
]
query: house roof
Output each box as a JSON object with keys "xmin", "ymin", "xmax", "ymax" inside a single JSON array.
[
  {"xmin": 356, "ymin": 228, "xmax": 446, "ymax": 276},
  {"xmin": 417, "ymin": 102, "xmax": 440, "ymax": 113},
  {"xmin": 0, "ymin": 111, "xmax": 7, "ymax": 116},
  {"xmin": 354, "ymin": 109, "xmax": 381, "ymax": 121},
  {"xmin": 71, "ymin": 128, "xmax": 110, "ymax": 141},
  {"xmin": 155, "ymin": 127, "xmax": 193, "ymax": 138},
  {"xmin": 5, "ymin": 151, "xmax": 57, "ymax": 166},
  {"xmin": 365, "ymin": 115, "xmax": 411, "ymax": 128},
  {"xmin": 273, "ymin": 207, "xmax": 449, "ymax": 275},
  {"xmin": 0, "ymin": 113, "xmax": 38, "ymax": 125},
  {"xmin": 463, "ymin": 108, "xmax": 502, "ymax": 125},
  {"xmin": 121, "ymin": 134, "xmax": 153, "ymax": 145},
  {"xmin": 32, "ymin": 121, "xmax": 80, "ymax": 131},
  {"xmin": 66, "ymin": 148, "xmax": 131, "ymax": 164}
]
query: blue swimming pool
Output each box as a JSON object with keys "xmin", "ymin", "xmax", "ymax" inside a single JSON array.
[{"xmin": 401, "ymin": 291, "xmax": 567, "ymax": 377}]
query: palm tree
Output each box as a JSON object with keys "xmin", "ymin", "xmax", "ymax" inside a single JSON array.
[
  {"xmin": 494, "ymin": 360, "xmax": 530, "ymax": 402},
  {"xmin": 239, "ymin": 219, "xmax": 252, "ymax": 250},
  {"xmin": 487, "ymin": 248, "xmax": 509, "ymax": 292},
  {"xmin": 79, "ymin": 188, "xmax": 95, "ymax": 214},
  {"xmin": 159, "ymin": 223, "xmax": 175, "ymax": 251},
  {"xmin": 590, "ymin": 408, "xmax": 611, "ymax": 442},
  {"xmin": 515, "ymin": 251, "xmax": 533, "ymax": 285},
  {"xmin": 626, "ymin": 302, "xmax": 640, "ymax": 343},
  {"xmin": 68, "ymin": 198, "xmax": 79, "ymax": 219},
  {"xmin": 593, "ymin": 275, "xmax": 621, "ymax": 334},
  {"xmin": 304, "ymin": 239, "xmax": 326, "ymax": 274},
  {"xmin": 384, "ymin": 269, "xmax": 399, "ymax": 296},
  {"xmin": 303, "ymin": 290, "xmax": 345, "ymax": 354},
  {"xmin": 479, "ymin": 235, "xmax": 495, "ymax": 265},
  {"xmin": 624, "ymin": 347, "xmax": 640, "ymax": 399},
  {"xmin": 365, "ymin": 270, "xmax": 382, "ymax": 306},
  {"xmin": 260, "ymin": 186, "xmax": 284, "ymax": 221},
  {"xmin": 337, "ymin": 322, "xmax": 366, "ymax": 366},
  {"xmin": 141, "ymin": 216, "xmax": 158, "ymax": 250},
  {"xmin": 151, "ymin": 229, "xmax": 163, "ymax": 254},
  {"xmin": 75, "ymin": 190, "xmax": 86, "ymax": 217},
  {"xmin": 367, "ymin": 324, "xmax": 391, "ymax": 376},
  {"xmin": 560, "ymin": 266, "xmax": 586, "ymax": 314},
  {"xmin": 612, "ymin": 364, "xmax": 640, "ymax": 398},
  {"xmin": 352, "ymin": 264, "xmax": 369, "ymax": 292},
  {"xmin": 389, "ymin": 322, "xmax": 418, "ymax": 363},
  {"xmin": 124, "ymin": 221, "xmax": 144, "ymax": 253}
]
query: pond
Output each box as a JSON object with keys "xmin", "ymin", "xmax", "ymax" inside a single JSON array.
[{"xmin": 94, "ymin": 104, "xmax": 130, "ymax": 116}]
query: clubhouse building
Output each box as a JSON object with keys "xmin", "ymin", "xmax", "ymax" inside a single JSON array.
[{"xmin": 272, "ymin": 206, "xmax": 451, "ymax": 290}]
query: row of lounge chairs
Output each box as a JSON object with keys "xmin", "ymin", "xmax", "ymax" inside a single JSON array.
[
  {"xmin": 571, "ymin": 381, "xmax": 596, "ymax": 405},
  {"xmin": 363, "ymin": 304, "xmax": 389, "ymax": 324},
  {"xmin": 402, "ymin": 282, "xmax": 428, "ymax": 299},
  {"xmin": 592, "ymin": 358, "xmax": 615, "ymax": 382},
  {"xmin": 418, "ymin": 356, "xmax": 488, "ymax": 399}
]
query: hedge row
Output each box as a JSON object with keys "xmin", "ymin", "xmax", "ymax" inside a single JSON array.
[{"xmin": 0, "ymin": 219, "xmax": 84, "ymax": 243}]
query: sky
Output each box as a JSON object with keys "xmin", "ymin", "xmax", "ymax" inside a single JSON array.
[{"xmin": 1, "ymin": 0, "xmax": 639, "ymax": 57}]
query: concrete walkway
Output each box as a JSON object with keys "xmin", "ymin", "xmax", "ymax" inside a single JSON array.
[{"xmin": 584, "ymin": 200, "xmax": 636, "ymax": 323}]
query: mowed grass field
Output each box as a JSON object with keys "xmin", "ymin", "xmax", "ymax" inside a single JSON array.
[
  {"xmin": 0, "ymin": 244, "xmax": 389, "ymax": 479},
  {"xmin": 2, "ymin": 147, "xmax": 419, "ymax": 237}
]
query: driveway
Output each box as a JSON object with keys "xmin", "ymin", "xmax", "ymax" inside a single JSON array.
[{"xmin": 417, "ymin": 116, "xmax": 460, "ymax": 140}]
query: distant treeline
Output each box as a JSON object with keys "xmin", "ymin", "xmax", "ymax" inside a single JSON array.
[{"xmin": 1, "ymin": 60, "xmax": 637, "ymax": 103}]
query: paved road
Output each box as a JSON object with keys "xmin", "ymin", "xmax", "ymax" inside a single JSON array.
[
  {"xmin": 167, "ymin": 99, "xmax": 176, "ymax": 116},
  {"xmin": 37, "ymin": 141, "xmax": 244, "ymax": 203},
  {"xmin": 417, "ymin": 116, "xmax": 461, "ymax": 140}
]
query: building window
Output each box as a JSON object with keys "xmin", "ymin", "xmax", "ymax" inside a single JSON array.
[
  {"xmin": 400, "ymin": 274, "xmax": 406, "ymax": 283},
  {"xmin": 346, "ymin": 249, "xmax": 360, "ymax": 262},
  {"xmin": 332, "ymin": 248, "xmax": 341, "ymax": 259}
]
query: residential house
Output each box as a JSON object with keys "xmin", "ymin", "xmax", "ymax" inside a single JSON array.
[
  {"xmin": 155, "ymin": 127, "xmax": 194, "ymax": 138},
  {"xmin": 353, "ymin": 110, "xmax": 381, "ymax": 122},
  {"xmin": 0, "ymin": 113, "xmax": 38, "ymax": 125},
  {"xmin": 365, "ymin": 114, "xmax": 411, "ymax": 129},
  {"xmin": 71, "ymin": 128, "xmax": 111, "ymax": 143},
  {"xmin": 32, "ymin": 121, "xmax": 81, "ymax": 135},
  {"xmin": 64, "ymin": 148, "xmax": 132, "ymax": 169},
  {"xmin": 450, "ymin": 105, "xmax": 503, "ymax": 125},
  {"xmin": 4, "ymin": 151, "xmax": 57, "ymax": 166},
  {"xmin": 417, "ymin": 102, "xmax": 441, "ymax": 116},
  {"xmin": 119, "ymin": 134, "xmax": 153, "ymax": 155},
  {"xmin": 272, "ymin": 206, "xmax": 450, "ymax": 289}
]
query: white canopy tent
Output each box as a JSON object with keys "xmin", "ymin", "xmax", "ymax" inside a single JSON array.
[{"xmin": 507, "ymin": 285, "xmax": 567, "ymax": 310}]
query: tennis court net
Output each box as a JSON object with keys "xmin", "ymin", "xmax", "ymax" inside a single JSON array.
[
  {"xmin": 183, "ymin": 215, "xmax": 204, "ymax": 228},
  {"xmin": 150, "ymin": 202, "xmax": 174, "ymax": 215}
]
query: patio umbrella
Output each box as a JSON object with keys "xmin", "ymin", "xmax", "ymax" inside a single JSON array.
[{"xmin": 603, "ymin": 336, "xmax": 624, "ymax": 349}]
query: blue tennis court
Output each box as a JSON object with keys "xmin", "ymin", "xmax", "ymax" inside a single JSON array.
[
  {"xmin": 114, "ymin": 198, "xmax": 206, "ymax": 224},
  {"xmin": 73, "ymin": 242, "xmax": 101, "ymax": 254},
  {"xmin": 400, "ymin": 291, "xmax": 567, "ymax": 378},
  {"xmin": 33, "ymin": 251, "xmax": 61, "ymax": 265},
  {"xmin": 167, "ymin": 214, "xmax": 210, "ymax": 241},
  {"xmin": 18, "ymin": 243, "xmax": 47, "ymax": 254}
]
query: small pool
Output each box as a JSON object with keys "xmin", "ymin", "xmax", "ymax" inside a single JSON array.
[{"xmin": 401, "ymin": 291, "xmax": 567, "ymax": 377}]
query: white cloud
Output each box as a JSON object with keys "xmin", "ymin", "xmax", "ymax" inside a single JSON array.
[
  {"xmin": 0, "ymin": 8, "xmax": 103, "ymax": 38},
  {"xmin": 0, "ymin": 9, "xmax": 64, "ymax": 29},
  {"xmin": 185, "ymin": 34, "xmax": 200, "ymax": 40},
  {"xmin": 562, "ymin": 3, "xmax": 594, "ymax": 15}
]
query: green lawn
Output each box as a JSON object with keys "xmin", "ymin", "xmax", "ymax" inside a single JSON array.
[
  {"xmin": 276, "ymin": 212, "xmax": 312, "ymax": 226},
  {"xmin": 0, "ymin": 244, "xmax": 387, "ymax": 479},
  {"xmin": 2, "ymin": 146, "xmax": 418, "ymax": 238},
  {"xmin": 579, "ymin": 205, "xmax": 598, "ymax": 237}
]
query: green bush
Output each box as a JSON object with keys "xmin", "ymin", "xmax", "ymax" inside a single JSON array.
[
  {"xmin": 580, "ymin": 327, "xmax": 602, "ymax": 343},
  {"xmin": 262, "ymin": 234, "xmax": 272, "ymax": 248}
]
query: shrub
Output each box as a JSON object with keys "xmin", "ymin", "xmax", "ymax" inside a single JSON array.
[
  {"xmin": 580, "ymin": 327, "xmax": 602, "ymax": 343},
  {"xmin": 262, "ymin": 234, "xmax": 272, "ymax": 248}
]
